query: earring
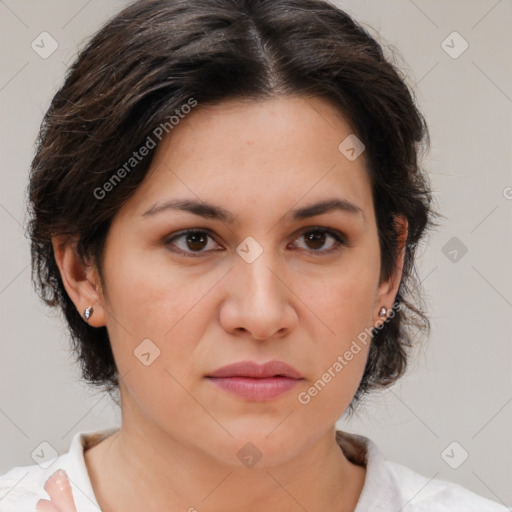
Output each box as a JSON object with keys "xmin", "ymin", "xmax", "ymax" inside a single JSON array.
[
  {"xmin": 84, "ymin": 306, "xmax": 93, "ymax": 321},
  {"xmin": 378, "ymin": 306, "xmax": 387, "ymax": 318}
]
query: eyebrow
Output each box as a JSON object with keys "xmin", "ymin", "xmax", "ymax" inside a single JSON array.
[{"xmin": 142, "ymin": 197, "xmax": 365, "ymax": 223}]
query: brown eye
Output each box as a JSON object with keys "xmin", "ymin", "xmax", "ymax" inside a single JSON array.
[
  {"xmin": 165, "ymin": 229, "xmax": 221, "ymax": 256},
  {"xmin": 292, "ymin": 228, "xmax": 346, "ymax": 255},
  {"xmin": 184, "ymin": 231, "xmax": 208, "ymax": 251},
  {"xmin": 304, "ymin": 230, "xmax": 327, "ymax": 250}
]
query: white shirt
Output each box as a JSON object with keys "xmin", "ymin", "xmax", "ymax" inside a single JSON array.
[{"xmin": 0, "ymin": 427, "xmax": 509, "ymax": 511}]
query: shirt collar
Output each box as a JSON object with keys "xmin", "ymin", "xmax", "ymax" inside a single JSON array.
[
  {"xmin": 63, "ymin": 427, "xmax": 119, "ymax": 511},
  {"xmin": 336, "ymin": 429, "xmax": 407, "ymax": 511}
]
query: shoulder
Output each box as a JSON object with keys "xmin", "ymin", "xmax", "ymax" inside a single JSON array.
[{"xmin": 386, "ymin": 460, "xmax": 511, "ymax": 511}]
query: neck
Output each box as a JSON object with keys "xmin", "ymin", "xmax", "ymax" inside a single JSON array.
[{"xmin": 85, "ymin": 416, "xmax": 366, "ymax": 512}]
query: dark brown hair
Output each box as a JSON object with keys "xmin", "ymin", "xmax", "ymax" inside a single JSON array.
[{"xmin": 27, "ymin": 0, "xmax": 440, "ymax": 412}]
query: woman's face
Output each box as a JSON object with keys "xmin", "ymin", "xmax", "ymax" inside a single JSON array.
[{"xmin": 88, "ymin": 95, "xmax": 403, "ymax": 466}]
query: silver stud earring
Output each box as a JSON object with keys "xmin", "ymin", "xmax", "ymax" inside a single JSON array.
[
  {"xmin": 378, "ymin": 306, "xmax": 387, "ymax": 318},
  {"xmin": 84, "ymin": 306, "xmax": 93, "ymax": 321}
]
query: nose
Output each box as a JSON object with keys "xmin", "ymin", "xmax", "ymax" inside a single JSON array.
[{"xmin": 219, "ymin": 248, "xmax": 298, "ymax": 341}]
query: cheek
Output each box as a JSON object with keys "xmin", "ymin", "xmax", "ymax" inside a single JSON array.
[
  {"xmin": 284, "ymin": 260, "xmax": 377, "ymax": 419},
  {"xmin": 103, "ymin": 241, "xmax": 218, "ymax": 335},
  {"xmin": 294, "ymin": 278, "xmax": 373, "ymax": 420},
  {"xmin": 99, "ymin": 247, "xmax": 213, "ymax": 377},
  {"xmin": 293, "ymin": 254, "xmax": 378, "ymax": 347},
  {"xmin": 101, "ymin": 255, "xmax": 212, "ymax": 422}
]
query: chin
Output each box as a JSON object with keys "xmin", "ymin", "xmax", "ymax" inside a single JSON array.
[{"xmin": 206, "ymin": 424, "xmax": 309, "ymax": 469}]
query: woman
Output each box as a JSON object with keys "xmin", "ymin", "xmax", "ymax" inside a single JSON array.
[{"xmin": 0, "ymin": 0, "xmax": 508, "ymax": 510}]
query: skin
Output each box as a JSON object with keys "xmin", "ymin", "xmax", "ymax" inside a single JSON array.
[
  {"xmin": 53, "ymin": 95, "xmax": 407, "ymax": 512},
  {"xmin": 36, "ymin": 469, "xmax": 77, "ymax": 512}
]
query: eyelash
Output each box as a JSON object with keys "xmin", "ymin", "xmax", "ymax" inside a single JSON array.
[{"xmin": 163, "ymin": 227, "xmax": 347, "ymax": 258}]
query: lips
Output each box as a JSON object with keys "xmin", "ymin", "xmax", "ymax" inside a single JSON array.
[
  {"xmin": 207, "ymin": 360, "xmax": 303, "ymax": 379},
  {"xmin": 206, "ymin": 360, "xmax": 304, "ymax": 401}
]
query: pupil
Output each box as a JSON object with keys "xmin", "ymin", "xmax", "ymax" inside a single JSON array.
[
  {"xmin": 307, "ymin": 231, "xmax": 325, "ymax": 249},
  {"xmin": 187, "ymin": 232, "xmax": 207, "ymax": 251}
]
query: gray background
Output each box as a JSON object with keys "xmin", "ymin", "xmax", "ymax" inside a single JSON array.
[{"xmin": 1, "ymin": 0, "xmax": 511, "ymax": 506}]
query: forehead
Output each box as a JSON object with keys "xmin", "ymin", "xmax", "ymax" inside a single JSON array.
[{"xmin": 120, "ymin": 95, "xmax": 374, "ymax": 225}]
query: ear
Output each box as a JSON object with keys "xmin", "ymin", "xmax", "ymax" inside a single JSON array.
[
  {"xmin": 374, "ymin": 214, "xmax": 408, "ymax": 325},
  {"xmin": 52, "ymin": 235, "xmax": 106, "ymax": 327}
]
